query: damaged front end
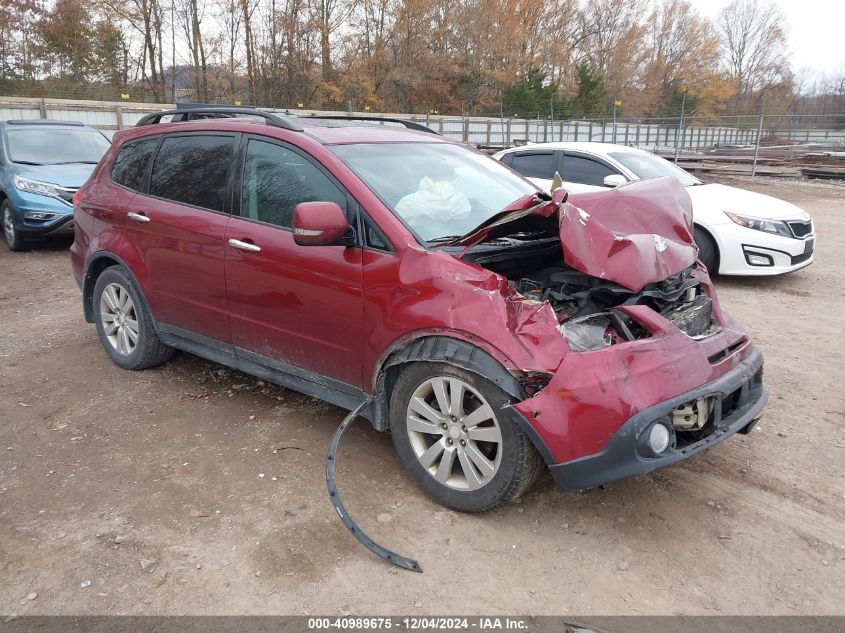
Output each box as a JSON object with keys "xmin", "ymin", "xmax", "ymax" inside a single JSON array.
[
  {"xmin": 512, "ymin": 263, "xmax": 720, "ymax": 353},
  {"xmin": 462, "ymin": 177, "xmax": 720, "ymax": 354},
  {"xmin": 453, "ymin": 176, "xmax": 767, "ymax": 488}
]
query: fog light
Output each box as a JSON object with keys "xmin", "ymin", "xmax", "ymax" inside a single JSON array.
[
  {"xmin": 745, "ymin": 252, "xmax": 775, "ymax": 266},
  {"xmin": 648, "ymin": 423, "xmax": 671, "ymax": 454}
]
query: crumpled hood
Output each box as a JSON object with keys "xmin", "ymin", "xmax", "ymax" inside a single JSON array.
[
  {"xmin": 449, "ymin": 176, "xmax": 698, "ymax": 292},
  {"xmin": 12, "ymin": 163, "xmax": 96, "ymax": 188},
  {"xmin": 561, "ymin": 176, "xmax": 697, "ymax": 292}
]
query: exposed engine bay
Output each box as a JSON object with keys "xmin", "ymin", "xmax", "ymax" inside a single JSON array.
[{"xmin": 464, "ymin": 235, "xmax": 721, "ymax": 352}]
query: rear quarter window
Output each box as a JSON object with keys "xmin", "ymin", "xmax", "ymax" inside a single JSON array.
[{"xmin": 110, "ymin": 137, "xmax": 159, "ymax": 191}]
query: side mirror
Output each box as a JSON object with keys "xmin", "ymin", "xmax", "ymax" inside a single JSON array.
[
  {"xmin": 603, "ymin": 174, "xmax": 627, "ymax": 188},
  {"xmin": 292, "ymin": 201, "xmax": 352, "ymax": 246}
]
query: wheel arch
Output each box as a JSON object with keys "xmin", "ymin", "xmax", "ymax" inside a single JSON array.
[
  {"xmin": 370, "ymin": 335, "xmax": 556, "ymax": 465},
  {"xmin": 82, "ymin": 252, "xmax": 153, "ymax": 326},
  {"xmin": 693, "ymin": 222, "xmax": 721, "ymax": 273}
]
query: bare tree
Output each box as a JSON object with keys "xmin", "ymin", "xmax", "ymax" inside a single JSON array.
[
  {"xmin": 180, "ymin": 0, "xmax": 209, "ymax": 101},
  {"xmin": 717, "ymin": 0, "xmax": 788, "ymax": 94}
]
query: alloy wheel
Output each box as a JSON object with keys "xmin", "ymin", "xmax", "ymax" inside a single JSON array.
[
  {"xmin": 99, "ymin": 282, "xmax": 139, "ymax": 356},
  {"xmin": 405, "ymin": 376, "xmax": 503, "ymax": 491}
]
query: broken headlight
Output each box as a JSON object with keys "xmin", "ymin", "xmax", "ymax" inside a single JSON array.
[
  {"xmin": 560, "ymin": 314, "xmax": 613, "ymax": 352},
  {"xmin": 724, "ymin": 211, "xmax": 791, "ymax": 238}
]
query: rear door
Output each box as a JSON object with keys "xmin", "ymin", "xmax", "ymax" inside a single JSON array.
[
  {"xmin": 223, "ymin": 135, "xmax": 365, "ymax": 389},
  {"xmin": 127, "ymin": 132, "xmax": 237, "ymax": 347},
  {"xmin": 502, "ymin": 150, "xmax": 559, "ymax": 191}
]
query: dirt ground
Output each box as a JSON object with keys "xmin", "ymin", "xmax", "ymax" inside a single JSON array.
[{"xmin": 1, "ymin": 176, "xmax": 843, "ymax": 616}]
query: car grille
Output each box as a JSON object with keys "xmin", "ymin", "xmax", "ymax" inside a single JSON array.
[
  {"xmin": 787, "ymin": 220, "xmax": 813, "ymax": 238},
  {"xmin": 791, "ymin": 251, "xmax": 813, "ymax": 265}
]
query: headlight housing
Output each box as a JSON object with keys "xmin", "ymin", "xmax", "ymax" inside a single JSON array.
[
  {"xmin": 560, "ymin": 314, "xmax": 613, "ymax": 352},
  {"xmin": 12, "ymin": 175, "xmax": 63, "ymax": 200},
  {"xmin": 724, "ymin": 211, "xmax": 791, "ymax": 238}
]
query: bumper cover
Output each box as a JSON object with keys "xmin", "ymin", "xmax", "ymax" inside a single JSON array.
[
  {"xmin": 549, "ymin": 347, "xmax": 767, "ymax": 491},
  {"xmin": 17, "ymin": 214, "xmax": 75, "ymax": 237}
]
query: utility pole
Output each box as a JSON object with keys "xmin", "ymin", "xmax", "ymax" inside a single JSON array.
[
  {"xmin": 171, "ymin": 0, "xmax": 176, "ymax": 103},
  {"xmin": 752, "ymin": 95, "xmax": 765, "ymax": 177},
  {"xmin": 612, "ymin": 99, "xmax": 621, "ymax": 143},
  {"xmin": 500, "ymin": 100, "xmax": 505, "ymax": 149},
  {"xmin": 674, "ymin": 89, "xmax": 687, "ymax": 164}
]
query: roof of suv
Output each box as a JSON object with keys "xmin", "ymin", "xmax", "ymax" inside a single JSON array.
[{"xmin": 123, "ymin": 114, "xmax": 453, "ymax": 146}]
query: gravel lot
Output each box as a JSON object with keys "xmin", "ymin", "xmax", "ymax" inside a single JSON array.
[{"xmin": 1, "ymin": 176, "xmax": 843, "ymax": 616}]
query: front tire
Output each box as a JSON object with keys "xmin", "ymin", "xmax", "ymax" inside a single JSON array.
[
  {"xmin": 694, "ymin": 226, "xmax": 719, "ymax": 275},
  {"xmin": 3, "ymin": 200, "xmax": 26, "ymax": 252},
  {"xmin": 389, "ymin": 362, "xmax": 543, "ymax": 512},
  {"xmin": 93, "ymin": 266, "xmax": 173, "ymax": 370}
]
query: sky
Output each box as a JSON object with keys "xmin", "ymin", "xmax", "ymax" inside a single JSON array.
[{"xmin": 688, "ymin": 0, "xmax": 845, "ymax": 78}]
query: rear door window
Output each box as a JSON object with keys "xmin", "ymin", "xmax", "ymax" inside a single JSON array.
[
  {"xmin": 110, "ymin": 137, "xmax": 159, "ymax": 191},
  {"xmin": 240, "ymin": 138, "xmax": 346, "ymax": 229},
  {"xmin": 509, "ymin": 152, "xmax": 557, "ymax": 179},
  {"xmin": 148, "ymin": 135, "xmax": 235, "ymax": 212},
  {"xmin": 561, "ymin": 154, "xmax": 619, "ymax": 186}
]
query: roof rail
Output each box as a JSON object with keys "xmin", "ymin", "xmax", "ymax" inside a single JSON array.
[
  {"xmin": 135, "ymin": 107, "xmax": 303, "ymax": 132},
  {"xmin": 6, "ymin": 119, "xmax": 86, "ymax": 126},
  {"xmin": 302, "ymin": 115, "xmax": 438, "ymax": 135}
]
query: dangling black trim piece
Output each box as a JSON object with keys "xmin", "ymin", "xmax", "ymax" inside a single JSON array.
[{"xmin": 325, "ymin": 398, "xmax": 423, "ymax": 573}]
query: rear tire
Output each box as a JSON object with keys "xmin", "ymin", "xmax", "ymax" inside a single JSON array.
[
  {"xmin": 3, "ymin": 200, "xmax": 26, "ymax": 252},
  {"xmin": 694, "ymin": 226, "xmax": 718, "ymax": 274},
  {"xmin": 389, "ymin": 362, "xmax": 544, "ymax": 513},
  {"xmin": 93, "ymin": 266, "xmax": 173, "ymax": 370}
]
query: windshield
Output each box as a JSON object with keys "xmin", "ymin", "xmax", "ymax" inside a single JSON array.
[
  {"xmin": 331, "ymin": 142, "xmax": 537, "ymax": 242},
  {"xmin": 6, "ymin": 127, "xmax": 111, "ymax": 165},
  {"xmin": 609, "ymin": 151, "xmax": 701, "ymax": 187}
]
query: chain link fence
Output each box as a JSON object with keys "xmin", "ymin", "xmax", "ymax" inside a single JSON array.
[{"xmin": 2, "ymin": 95, "xmax": 843, "ymax": 178}]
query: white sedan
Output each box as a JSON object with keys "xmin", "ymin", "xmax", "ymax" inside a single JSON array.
[{"xmin": 493, "ymin": 142, "xmax": 815, "ymax": 276}]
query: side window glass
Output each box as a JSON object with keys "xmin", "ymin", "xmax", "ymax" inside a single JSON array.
[
  {"xmin": 562, "ymin": 155, "xmax": 617, "ymax": 186},
  {"xmin": 110, "ymin": 138, "xmax": 159, "ymax": 191},
  {"xmin": 509, "ymin": 152, "xmax": 556, "ymax": 179},
  {"xmin": 148, "ymin": 135, "xmax": 235, "ymax": 212},
  {"xmin": 241, "ymin": 139, "xmax": 346, "ymax": 229}
]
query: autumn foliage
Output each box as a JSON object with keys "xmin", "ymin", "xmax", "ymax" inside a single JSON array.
[{"xmin": 0, "ymin": 0, "xmax": 841, "ymax": 119}]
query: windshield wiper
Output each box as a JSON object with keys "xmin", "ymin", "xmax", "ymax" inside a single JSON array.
[
  {"xmin": 12, "ymin": 160, "xmax": 44, "ymax": 165},
  {"xmin": 427, "ymin": 235, "xmax": 465, "ymax": 244},
  {"xmin": 47, "ymin": 161, "xmax": 100, "ymax": 165}
]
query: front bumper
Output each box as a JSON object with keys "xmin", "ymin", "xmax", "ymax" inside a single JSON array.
[
  {"xmin": 7, "ymin": 189, "xmax": 76, "ymax": 238},
  {"xmin": 713, "ymin": 222, "xmax": 815, "ymax": 276},
  {"xmin": 548, "ymin": 347, "xmax": 766, "ymax": 491}
]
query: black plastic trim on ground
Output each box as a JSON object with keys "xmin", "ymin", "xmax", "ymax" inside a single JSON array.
[{"xmin": 325, "ymin": 398, "xmax": 423, "ymax": 573}]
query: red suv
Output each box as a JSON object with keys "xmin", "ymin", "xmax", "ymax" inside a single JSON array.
[{"xmin": 71, "ymin": 108, "xmax": 767, "ymax": 512}]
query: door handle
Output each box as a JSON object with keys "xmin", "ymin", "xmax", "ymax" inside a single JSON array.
[
  {"xmin": 228, "ymin": 238, "xmax": 261, "ymax": 253},
  {"xmin": 127, "ymin": 212, "xmax": 150, "ymax": 223}
]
